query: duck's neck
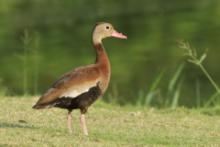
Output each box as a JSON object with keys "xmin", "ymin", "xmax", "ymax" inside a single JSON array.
[
  {"xmin": 93, "ymin": 43, "xmax": 110, "ymax": 66},
  {"xmin": 93, "ymin": 42, "xmax": 111, "ymax": 92},
  {"xmin": 92, "ymin": 32, "xmax": 109, "ymax": 65}
]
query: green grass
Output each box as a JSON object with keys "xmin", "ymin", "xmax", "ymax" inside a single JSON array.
[{"xmin": 0, "ymin": 97, "xmax": 220, "ymax": 146}]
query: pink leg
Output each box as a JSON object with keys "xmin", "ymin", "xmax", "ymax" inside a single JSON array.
[
  {"xmin": 80, "ymin": 114, "xmax": 88, "ymax": 136},
  {"xmin": 67, "ymin": 111, "xmax": 73, "ymax": 134}
]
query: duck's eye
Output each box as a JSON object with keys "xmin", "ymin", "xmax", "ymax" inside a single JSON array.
[{"xmin": 106, "ymin": 26, "xmax": 110, "ymax": 29}]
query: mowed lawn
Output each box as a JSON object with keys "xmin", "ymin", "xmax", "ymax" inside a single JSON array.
[{"xmin": 0, "ymin": 97, "xmax": 220, "ymax": 146}]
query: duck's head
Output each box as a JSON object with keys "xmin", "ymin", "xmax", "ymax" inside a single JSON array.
[{"xmin": 93, "ymin": 22, "xmax": 127, "ymax": 45}]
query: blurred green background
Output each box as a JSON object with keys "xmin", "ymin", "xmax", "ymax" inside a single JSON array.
[{"xmin": 0, "ymin": 0, "xmax": 220, "ymax": 107}]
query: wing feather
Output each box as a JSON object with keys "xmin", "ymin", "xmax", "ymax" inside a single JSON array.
[{"xmin": 33, "ymin": 65, "xmax": 101, "ymax": 108}]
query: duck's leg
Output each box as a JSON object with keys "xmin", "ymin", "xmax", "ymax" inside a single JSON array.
[
  {"xmin": 67, "ymin": 111, "xmax": 73, "ymax": 134},
  {"xmin": 80, "ymin": 113, "xmax": 88, "ymax": 136}
]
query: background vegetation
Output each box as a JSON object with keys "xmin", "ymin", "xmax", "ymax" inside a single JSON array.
[{"xmin": 0, "ymin": 0, "xmax": 220, "ymax": 107}]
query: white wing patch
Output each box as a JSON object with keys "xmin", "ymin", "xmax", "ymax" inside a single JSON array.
[{"xmin": 59, "ymin": 81, "xmax": 98, "ymax": 98}]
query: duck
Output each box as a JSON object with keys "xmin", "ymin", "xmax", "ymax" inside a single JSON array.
[{"xmin": 32, "ymin": 22, "xmax": 127, "ymax": 135}]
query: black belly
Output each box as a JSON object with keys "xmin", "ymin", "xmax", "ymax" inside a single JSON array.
[{"xmin": 52, "ymin": 85, "xmax": 102, "ymax": 113}]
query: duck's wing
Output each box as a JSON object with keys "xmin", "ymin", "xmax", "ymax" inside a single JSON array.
[{"xmin": 33, "ymin": 65, "xmax": 101, "ymax": 109}]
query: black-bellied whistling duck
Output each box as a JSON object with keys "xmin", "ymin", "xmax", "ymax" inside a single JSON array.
[{"xmin": 32, "ymin": 22, "xmax": 127, "ymax": 135}]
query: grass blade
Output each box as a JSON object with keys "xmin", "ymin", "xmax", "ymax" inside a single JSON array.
[
  {"xmin": 171, "ymin": 81, "xmax": 182, "ymax": 109},
  {"xmin": 145, "ymin": 70, "xmax": 165, "ymax": 106},
  {"xmin": 168, "ymin": 63, "xmax": 185, "ymax": 92}
]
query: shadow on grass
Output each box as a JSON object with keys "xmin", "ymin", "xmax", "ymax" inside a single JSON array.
[
  {"xmin": 200, "ymin": 107, "xmax": 220, "ymax": 116},
  {"xmin": 0, "ymin": 144, "xmax": 11, "ymax": 147},
  {"xmin": 0, "ymin": 121, "xmax": 38, "ymax": 129}
]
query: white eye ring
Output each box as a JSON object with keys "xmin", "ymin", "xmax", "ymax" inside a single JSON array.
[{"xmin": 106, "ymin": 26, "xmax": 110, "ymax": 29}]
